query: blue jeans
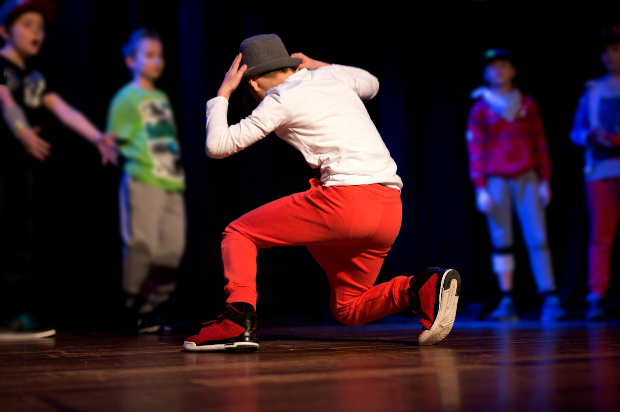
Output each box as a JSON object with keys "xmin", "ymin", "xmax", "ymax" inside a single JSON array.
[{"xmin": 485, "ymin": 171, "xmax": 556, "ymax": 293}]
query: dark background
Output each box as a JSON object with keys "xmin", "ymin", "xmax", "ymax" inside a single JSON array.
[{"xmin": 17, "ymin": 0, "xmax": 620, "ymax": 329}]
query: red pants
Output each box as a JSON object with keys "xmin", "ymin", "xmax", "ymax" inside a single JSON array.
[
  {"xmin": 222, "ymin": 179, "xmax": 409, "ymax": 326},
  {"xmin": 587, "ymin": 178, "xmax": 620, "ymax": 297}
]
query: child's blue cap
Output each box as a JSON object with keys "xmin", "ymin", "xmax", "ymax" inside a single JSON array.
[
  {"xmin": 0, "ymin": 0, "xmax": 55, "ymax": 26},
  {"xmin": 483, "ymin": 48, "xmax": 513, "ymax": 66}
]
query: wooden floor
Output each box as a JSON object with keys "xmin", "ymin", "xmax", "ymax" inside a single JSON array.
[{"xmin": 1, "ymin": 320, "xmax": 619, "ymax": 412}]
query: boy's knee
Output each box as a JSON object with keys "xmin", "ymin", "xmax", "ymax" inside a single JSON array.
[
  {"xmin": 330, "ymin": 305, "xmax": 364, "ymax": 326},
  {"xmin": 127, "ymin": 237, "xmax": 156, "ymax": 259},
  {"xmin": 525, "ymin": 235, "xmax": 548, "ymax": 251},
  {"xmin": 156, "ymin": 249, "xmax": 183, "ymax": 268}
]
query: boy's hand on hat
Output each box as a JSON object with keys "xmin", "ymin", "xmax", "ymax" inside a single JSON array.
[
  {"xmin": 291, "ymin": 53, "xmax": 330, "ymax": 71},
  {"xmin": 17, "ymin": 126, "xmax": 51, "ymax": 161},
  {"xmin": 95, "ymin": 132, "xmax": 119, "ymax": 165},
  {"xmin": 217, "ymin": 53, "xmax": 247, "ymax": 100}
]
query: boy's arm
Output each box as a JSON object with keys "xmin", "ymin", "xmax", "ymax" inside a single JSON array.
[
  {"xmin": 465, "ymin": 104, "xmax": 487, "ymax": 190},
  {"xmin": 207, "ymin": 53, "xmax": 287, "ymax": 159},
  {"xmin": 42, "ymin": 92, "xmax": 118, "ymax": 165},
  {"xmin": 207, "ymin": 93, "xmax": 287, "ymax": 159},
  {"xmin": 529, "ymin": 100, "xmax": 552, "ymax": 183},
  {"xmin": 570, "ymin": 90, "xmax": 590, "ymax": 147},
  {"xmin": 291, "ymin": 53, "xmax": 379, "ymax": 100},
  {"xmin": 107, "ymin": 94, "xmax": 136, "ymax": 142},
  {"xmin": 0, "ymin": 84, "xmax": 51, "ymax": 161}
]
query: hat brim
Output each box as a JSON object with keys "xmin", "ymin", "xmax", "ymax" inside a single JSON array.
[
  {"xmin": 242, "ymin": 57, "xmax": 301, "ymax": 80},
  {"xmin": 5, "ymin": 1, "xmax": 56, "ymax": 25}
]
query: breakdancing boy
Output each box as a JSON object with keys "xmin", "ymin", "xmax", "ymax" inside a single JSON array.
[{"xmin": 184, "ymin": 34, "xmax": 461, "ymax": 351}]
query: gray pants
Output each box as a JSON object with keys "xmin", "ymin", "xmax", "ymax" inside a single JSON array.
[
  {"xmin": 486, "ymin": 171, "xmax": 556, "ymax": 293},
  {"xmin": 119, "ymin": 174, "xmax": 186, "ymax": 313}
]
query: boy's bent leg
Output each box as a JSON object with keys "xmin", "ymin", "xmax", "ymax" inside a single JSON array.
[
  {"xmin": 220, "ymin": 180, "xmax": 390, "ymax": 308},
  {"xmin": 307, "ymin": 244, "xmax": 411, "ymax": 326}
]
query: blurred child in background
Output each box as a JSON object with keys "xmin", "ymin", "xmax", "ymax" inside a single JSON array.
[
  {"xmin": 570, "ymin": 26, "xmax": 620, "ymax": 320},
  {"xmin": 466, "ymin": 48, "xmax": 567, "ymax": 321},
  {"xmin": 0, "ymin": 0, "xmax": 116, "ymax": 338},
  {"xmin": 107, "ymin": 28, "xmax": 185, "ymax": 333}
]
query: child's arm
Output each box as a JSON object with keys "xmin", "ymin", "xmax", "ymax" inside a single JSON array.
[
  {"xmin": 42, "ymin": 93, "xmax": 117, "ymax": 165},
  {"xmin": 570, "ymin": 90, "xmax": 590, "ymax": 147},
  {"xmin": 207, "ymin": 54, "xmax": 286, "ymax": 159},
  {"xmin": 530, "ymin": 100, "xmax": 552, "ymax": 183},
  {"xmin": 529, "ymin": 99, "xmax": 552, "ymax": 207},
  {"xmin": 0, "ymin": 84, "xmax": 51, "ymax": 161},
  {"xmin": 466, "ymin": 104, "xmax": 487, "ymax": 191},
  {"xmin": 466, "ymin": 104, "xmax": 493, "ymax": 213},
  {"xmin": 291, "ymin": 53, "xmax": 379, "ymax": 100}
]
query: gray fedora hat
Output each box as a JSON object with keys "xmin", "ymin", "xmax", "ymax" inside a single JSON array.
[{"xmin": 240, "ymin": 34, "xmax": 301, "ymax": 80}]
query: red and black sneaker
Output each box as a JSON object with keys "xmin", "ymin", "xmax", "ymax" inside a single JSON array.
[
  {"xmin": 408, "ymin": 267, "xmax": 461, "ymax": 346},
  {"xmin": 183, "ymin": 303, "xmax": 259, "ymax": 352}
]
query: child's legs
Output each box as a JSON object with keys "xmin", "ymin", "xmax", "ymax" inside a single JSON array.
[
  {"xmin": 119, "ymin": 174, "xmax": 167, "ymax": 304},
  {"xmin": 511, "ymin": 171, "xmax": 555, "ymax": 293},
  {"xmin": 0, "ymin": 166, "xmax": 34, "ymax": 319},
  {"xmin": 221, "ymin": 179, "xmax": 402, "ymax": 310},
  {"xmin": 486, "ymin": 176, "xmax": 515, "ymax": 291},
  {"xmin": 587, "ymin": 178, "xmax": 620, "ymax": 298},
  {"xmin": 142, "ymin": 192, "xmax": 186, "ymax": 313}
]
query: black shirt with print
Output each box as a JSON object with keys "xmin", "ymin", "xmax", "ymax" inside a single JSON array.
[{"xmin": 0, "ymin": 55, "xmax": 53, "ymax": 166}]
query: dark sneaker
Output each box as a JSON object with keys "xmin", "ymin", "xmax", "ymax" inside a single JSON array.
[
  {"xmin": 409, "ymin": 267, "xmax": 461, "ymax": 346},
  {"xmin": 490, "ymin": 296, "xmax": 519, "ymax": 321},
  {"xmin": 183, "ymin": 303, "xmax": 259, "ymax": 352},
  {"xmin": 586, "ymin": 294, "xmax": 604, "ymax": 321},
  {"xmin": 540, "ymin": 295, "xmax": 567, "ymax": 321},
  {"xmin": 137, "ymin": 313, "xmax": 164, "ymax": 334}
]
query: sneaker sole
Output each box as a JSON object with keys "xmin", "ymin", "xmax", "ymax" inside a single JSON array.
[
  {"xmin": 183, "ymin": 341, "xmax": 259, "ymax": 352},
  {"xmin": 137, "ymin": 325, "xmax": 163, "ymax": 334},
  {"xmin": 418, "ymin": 269, "xmax": 461, "ymax": 346},
  {"xmin": 0, "ymin": 329, "xmax": 56, "ymax": 340}
]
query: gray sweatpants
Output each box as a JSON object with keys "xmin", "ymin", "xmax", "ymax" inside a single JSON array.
[
  {"xmin": 119, "ymin": 174, "xmax": 186, "ymax": 313},
  {"xmin": 485, "ymin": 171, "xmax": 556, "ymax": 293}
]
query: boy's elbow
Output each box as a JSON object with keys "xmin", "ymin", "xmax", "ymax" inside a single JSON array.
[{"xmin": 205, "ymin": 142, "xmax": 226, "ymax": 159}]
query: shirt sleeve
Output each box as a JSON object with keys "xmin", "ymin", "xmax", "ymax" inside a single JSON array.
[
  {"xmin": 528, "ymin": 99, "xmax": 552, "ymax": 182},
  {"xmin": 205, "ymin": 93, "xmax": 288, "ymax": 159},
  {"xmin": 106, "ymin": 94, "xmax": 138, "ymax": 142},
  {"xmin": 466, "ymin": 102, "xmax": 487, "ymax": 189},
  {"xmin": 330, "ymin": 64, "xmax": 380, "ymax": 100},
  {"xmin": 570, "ymin": 90, "xmax": 590, "ymax": 147}
]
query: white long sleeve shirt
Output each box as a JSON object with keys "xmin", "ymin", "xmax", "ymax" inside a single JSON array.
[{"xmin": 205, "ymin": 64, "xmax": 403, "ymax": 190}]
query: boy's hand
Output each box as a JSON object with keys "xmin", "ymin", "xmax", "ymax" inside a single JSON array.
[
  {"xmin": 476, "ymin": 188, "xmax": 493, "ymax": 214},
  {"xmin": 95, "ymin": 132, "xmax": 119, "ymax": 165},
  {"xmin": 217, "ymin": 53, "xmax": 247, "ymax": 100},
  {"xmin": 17, "ymin": 126, "xmax": 51, "ymax": 161},
  {"xmin": 291, "ymin": 53, "xmax": 330, "ymax": 71},
  {"xmin": 587, "ymin": 128, "xmax": 619, "ymax": 148},
  {"xmin": 539, "ymin": 181, "xmax": 552, "ymax": 208}
]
